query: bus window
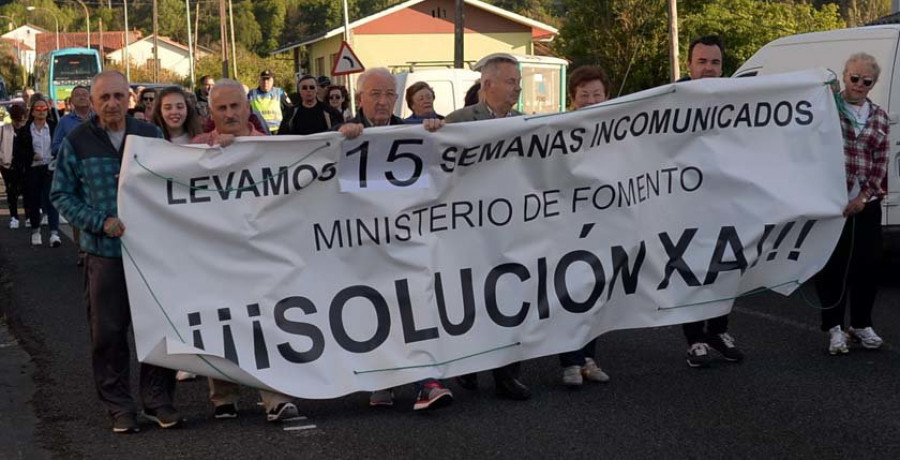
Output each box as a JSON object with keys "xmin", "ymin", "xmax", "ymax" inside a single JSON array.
[{"xmin": 53, "ymin": 55, "xmax": 100, "ymax": 81}]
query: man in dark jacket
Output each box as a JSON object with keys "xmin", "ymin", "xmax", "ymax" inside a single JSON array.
[
  {"xmin": 279, "ymin": 74, "xmax": 343, "ymax": 135},
  {"xmin": 51, "ymin": 71, "xmax": 182, "ymax": 434}
]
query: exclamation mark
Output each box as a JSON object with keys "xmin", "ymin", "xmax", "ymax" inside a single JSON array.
[
  {"xmin": 767, "ymin": 221, "xmax": 796, "ymax": 261},
  {"xmin": 247, "ymin": 303, "xmax": 270, "ymax": 370},
  {"xmin": 788, "ymin": 220, "xmax": 817, "ymax": 261},
  {"xmin": 188, "ymin": 312, "xmax": 205, "ymax": 350},
  {"xmin": 750, "ymin": 224, "xmax": 776, "ymax": 268},
  {"xmin": 219, "ymin": 308, "xmax": 239, "ymax": 365}
]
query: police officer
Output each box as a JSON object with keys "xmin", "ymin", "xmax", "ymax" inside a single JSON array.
[{"xmin": 248, "ymin": 70, "xmax": 291, "ymax": 134}]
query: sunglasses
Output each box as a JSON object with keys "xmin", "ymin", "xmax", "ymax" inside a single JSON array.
[
  {"xmin": 328, "ymin": 95, "xmax": 343, "ymax": 100},
  {"xmin": 849, "ymin": 74, "xmax": 874, "ymax": 87},
  {"xmin": 32, "ymin": 106, "xmax": 49, "ymax": 112},
  {"xmin": 300, "ymin": 85, "xmax": 317, "ymax": 90},
  {"xmin": 142, "ymin": 97, "xmax": 155, "ymax": 102}
]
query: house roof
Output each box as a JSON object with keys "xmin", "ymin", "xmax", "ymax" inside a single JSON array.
[
  {"xmin": 1, "ymin": 37, "xmax": 34, "ymax": 51},
  {"xmin": 270, "ymin": 0, "xmax": 558, "ymax": 55},
  {"xmin": 1, "ymin": 24, "xmax": 49, "ymax": 36},
  {"xmin": 36, "ymin": 30, "xmax": 142, "ymax": 55},
  {"xmin": 107, "ymin": 34, "xmax": 212, "ymax": 55}
]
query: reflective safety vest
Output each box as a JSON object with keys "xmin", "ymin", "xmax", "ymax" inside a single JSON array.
[{"xmin": 248, "ymin": 88, "xmax": 284, "ymax": 133}]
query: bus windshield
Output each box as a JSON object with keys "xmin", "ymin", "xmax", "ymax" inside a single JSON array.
[{"xmin": 53, "ymin": 54, "xmax": 100, "ymax": 81}]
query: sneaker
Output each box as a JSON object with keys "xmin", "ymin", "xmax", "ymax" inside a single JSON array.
[
  {"xmin": 827, "ymin": 325, "xmax": 849, "ymax": 355},
  {"xmin": 562, "ymin": 365, "xmax": 583, "ymax": 387},
  {"xmin": 581, "ymin": 358, "xmax": 610, "ymax": 383},
  {"xmin": 142, "ymin": 406, "xmax": 183, "ymax": 429},
  {"xmin": 176, "ymin": 370, "xmax": 197, "ymax": 381},
  {"xmin": 413, "ymin": 381, "xmax": 454, "ymax": 411},
  {"xmin": 49, "ymin": 232, "xmax": 61, "ymax": 248},
  {"xmin": 9, "ymin": 217, "xmax": 19, "ymax": 229},
  {"xmin": 848, "ymin": 326, "xmax": 883, "ymax": 350},
  {"xmin": 267, "ymin": 402, "xmax": 299, "ymax": 422},
  {"xmin": 369, "ymin": 389, "xmax": 394, "ymax": 407},
  {"xmin": 30, "ymin": 232, "xmax": 41, "ymax": 246},
  {"xmin": 686, "ymin": 342, "xmax": 711, "ymax": 368},
  {"xmin": 112, "ymin": 412, "xmax": 140, "ymax": 434},
  {"xmin": 213, "ymin": 403, "xmax": 238, "ymax": 419},
  {"xmin": 40, "ymin": 215, "xmax": 47, "ymax": 226},
  {"xmin": 24, "ymin": 219, "xmax": 31, "ymax": 228},
  {"xmin": 706, "ymin": 332, "xmax": 745, "ymax": 362}
]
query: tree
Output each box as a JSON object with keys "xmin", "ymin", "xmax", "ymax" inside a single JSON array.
[{"xmin": 254, "ymin": 0, "xmax": 287, "ymax": 54}]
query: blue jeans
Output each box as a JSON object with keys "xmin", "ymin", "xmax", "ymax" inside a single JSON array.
[{"xmin": 25, "ymin": 165, "xmax": 59, "ymax": 232}]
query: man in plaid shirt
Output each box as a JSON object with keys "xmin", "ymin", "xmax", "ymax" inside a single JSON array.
[{"xmin": 816, "ymin": 52, "xmax": 889, "ymax": 356}]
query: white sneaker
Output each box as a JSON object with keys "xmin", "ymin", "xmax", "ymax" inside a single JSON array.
[
  {"xmin": 562, "ymin": 365, "xmax": 583, "ymax": 387},
  {"xmin": 31, "ymin": 232, "xmax": 42, "ymax": 246},
  {"xmin": 848, "ymin": 326, "xmax": 883, "ymax": 350},
  {"xmin": 581, "ymin": 358, "xmax": 610, "ymax": 383},
  {"xmin": 827, "ymin": 325, "xmax": 849, "ymax": 355},
  {"xmin": 24, "ymin": 219, "xmax": 31, "ymax": 228},
  {"xmin": 49, "ymin": 232, "xmax": 61, "ymax": 248},
  {"xmin": 41, "ymin": 215, "xmax": 48, "ymax": 226},
  {"xmin": 9, "ymin": 217, "xmax": 19, "ymax": 229}
]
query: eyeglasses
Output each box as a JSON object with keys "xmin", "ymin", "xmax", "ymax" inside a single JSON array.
[
  {"xmin": 300, "ymin": 85, "xmax": 317, "ymax": 90},
  {"xmin": 32, "ymin": 106, "xmax": 49, "ymax": 112},
  {"xmin": 142, "ymin": 97, "xmax": 155, "ymax": 102},
  {"xmin": 329, "ymin": 95, "xmax": 343, "ymax": 100},
  {"xmin": 849, "ymin": 74, "xmax": 874, "ymax": 87}
]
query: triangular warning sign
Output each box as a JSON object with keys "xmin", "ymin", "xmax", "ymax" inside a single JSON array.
[{"xmin": 332, "ymin": 41, "xmax": 365, "ymax": 76}]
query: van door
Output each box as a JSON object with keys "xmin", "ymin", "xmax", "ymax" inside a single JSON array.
[{"xmin": 885, "ymin": 36, "xmax": 900, "ymax": 227}]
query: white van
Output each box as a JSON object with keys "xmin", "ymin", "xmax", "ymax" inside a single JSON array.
[
  {"xmin": 735, "ymin": 25, "xmax": 900, "ymax": 234},
  {"xmin": 393, "ymin": 69, "xmax": 481, "ymax": 119}
]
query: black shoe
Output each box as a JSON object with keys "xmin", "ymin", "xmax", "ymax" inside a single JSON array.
[
  {"xmin": 495, "ymin": 377, "xmax": 531, "ymax": 401},
  {"xmin": 112, "ymin": 412, "xmax": 140, "ymax": 434},
  {"xmin": 142, "ymin": 406, "xmax": 183, "ymax": 429},
  {"xmin": 213, "ymin": 403, "xmax": 238, "ymax": 419},
  {"xmin": 706, "ymin": 333, "xmax": 745, "ymax": 362},
  {"xmin": 456, "ymin": 373, "xmax": 478, "ymax": 390}
]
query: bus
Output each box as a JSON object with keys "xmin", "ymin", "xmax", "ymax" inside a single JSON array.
[{"xmin": 33, "ymin": 47, "xmax": 102, "ymax": 111}]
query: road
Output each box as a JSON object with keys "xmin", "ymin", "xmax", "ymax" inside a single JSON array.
[{"xmin": 2, "ymin": 196, "xmax": 900, "ymax": 459}]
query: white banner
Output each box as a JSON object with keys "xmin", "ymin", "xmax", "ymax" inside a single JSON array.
[{"xmin": 119, "ymin": 70, "xmax": 847, "ymax": 398}]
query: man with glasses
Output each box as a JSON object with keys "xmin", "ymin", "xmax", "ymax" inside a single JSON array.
[
  {"xmin": 278, "ymin": 74, "xmax": 342, "ymax": 135},
  {"xmin": 316, "ymin": 75, "xmax": 331, "ymax": 102},
  {"xmin": 248, "ymin": 69, "xmax": 291, "ymax": 134},
  {"xmin": 338, "ymin": 68, "xmax": 455, "ymax": 412}
]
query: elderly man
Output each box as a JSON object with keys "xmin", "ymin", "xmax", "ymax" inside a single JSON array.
[
  {"xmin": 278, "ymin": 74, "xmax": 343, "ymax": 135},
  {"xmin": 338, "ymin": 68, "xmax": 454, "ymax": 412},
  {"xmin": 248, "ymin": 69, "xmax": 291, "ymax": 134},
  {"xmin": 51, "ymin": 71, "xmax": 182, "ymax": 434},
  {"xmin": 191, "ymin": 79, "xmax": 300, "ymax": 422},
  {"xmin": 433, "ymin": 54, "xmax": 532, "ymax": 401}
]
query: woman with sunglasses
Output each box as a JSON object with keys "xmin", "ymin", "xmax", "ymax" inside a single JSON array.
[
  {"xmin": 816, "ymin": 52, "xmax": 890, "ymax": 355},
  {"xmin": 151, "ymin": 87, "xmax": 203, "ymax": 145},
  {"xmin": 12, "ymin": 94, "xmax": 60, "ymax": 247},
  {"xmin": 326, "ymin": 85, "xmax": 352, "ymax": 122}
]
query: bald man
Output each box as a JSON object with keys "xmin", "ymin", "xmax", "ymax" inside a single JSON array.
[{"xmin": 51, "ymin": 71, "xmax": 182, "ymax": 434}]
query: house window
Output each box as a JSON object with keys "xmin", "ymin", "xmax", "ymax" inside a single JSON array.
[
  {"xmin": 316, "ymin": 56, "xmax": 325, "ymax": 76},
  {"xmin": 431, "ymin": 8, "xmax": 447, "ymax": 18}
]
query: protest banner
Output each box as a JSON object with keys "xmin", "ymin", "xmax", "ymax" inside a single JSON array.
[{"xmin": 118, "ymin": 69, "xmax": 846, "ymax": 398}]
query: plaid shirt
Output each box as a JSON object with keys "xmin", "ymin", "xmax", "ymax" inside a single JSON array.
[{"xmin": 840, "ymin": 97, "xmax": 890, "ymax": 197}]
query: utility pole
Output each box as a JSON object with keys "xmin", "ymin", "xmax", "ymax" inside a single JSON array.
[
  {"xmin": 454, "ymin": 0, "xmax": 464, "ymax": 68},
  {"xmin": 219, "ymin": 0, "xmax": 229, "ymax": 79},
  {"xmin": 186, "ymin": 0, "xmax": 195, "ymax": 90},
  {"xmin": 124, "ymin": 0, "xmax": 130, "ymax": 81},
  {"xmin": 153, "ymin": 0, "xmax": 159, "ymax": 82},
  {"xmin": 667, "ymin": 0, "xmax": 680, "ymax": 82},
  {"xmin": 228, "ymin": 0, "xmax": 237, "ymax": 80},
  {"xmin": 342, "ymin": 0, "xmax": 355, "ymax": 115}
]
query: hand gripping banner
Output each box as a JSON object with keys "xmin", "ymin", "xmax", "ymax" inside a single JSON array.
[{"xmin": 118, "ymin": 70, "xmax": 847, "ymax": 398}]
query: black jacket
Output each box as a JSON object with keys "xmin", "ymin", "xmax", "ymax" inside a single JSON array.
[
  {"xmin": 12, "ymin": 118, "xmax": 57, "ymax": 174},
  {"xmin": 278, "ymin": 100, "xmax": 344, "ymax": 135},
  {"xmin": 342, "ymin": 108, "xmax": 405, "ymax": 128}
]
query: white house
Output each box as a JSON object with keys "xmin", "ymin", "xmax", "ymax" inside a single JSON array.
[
  {"xmin": 106, "ymin": 34, "xmax": 209, "ymax": 78},
  {"xmin": 1, "ymin": 24, "xmax": 46, "ymax": 73}
]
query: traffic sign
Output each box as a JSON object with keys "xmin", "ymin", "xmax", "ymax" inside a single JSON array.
[{"xmin": 331, "ymin": 41, "xmax": 365, "ymax": 76}]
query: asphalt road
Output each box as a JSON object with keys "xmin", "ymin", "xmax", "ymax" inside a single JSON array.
[{"xmin": 2, "ymin": 211, "xmax": 900, "ymax": 458}]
